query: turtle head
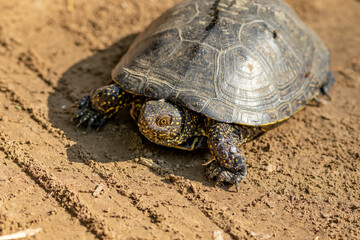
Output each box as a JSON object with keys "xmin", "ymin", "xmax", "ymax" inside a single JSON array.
[{"xmin": 138, "ymin": 100, "xmax": 183, "ymax": 146}]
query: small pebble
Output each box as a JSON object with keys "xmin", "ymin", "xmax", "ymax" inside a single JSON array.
[
  {"xmin": 93, "ymin": 183, "xmax": 105, "ymax": 197},
  {"xmin": 266, "ymin": 164, "xmax": 275, "ymax": 172},
  {"xmin": 250, "ymin": 232, "xmax": 272, "ymax": 240},
  {"xmin": 213, "ymin": 230, "xmax": 223, "ymax": 240}
]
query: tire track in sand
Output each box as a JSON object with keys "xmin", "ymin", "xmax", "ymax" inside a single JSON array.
[
  {"xmin": 0, "ymin": 131, "xmax": 113, "ymax": 239},
  {"xmin": 1, "ymin": 71, "xmax": 224, "ymax": 239},
  {"xmin": 0, "ymin": 81, "xmax": 175, "ymax": 239},
  {"xmin": 1, "ymin": 39, "xmax": 248, "ymax": 237},
  {"xmin": 1, "ymin": 73, "xmax": 244, "ymax": 238},
  {"xmin": 2, "ymin": 52, "xmax": 248, "ymax": 238},
  {"xmin": 72, "ymin": 146, "xmax": 249, "ymax": 239}
]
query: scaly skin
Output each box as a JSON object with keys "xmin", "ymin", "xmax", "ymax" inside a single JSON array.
[
  {"xmin": 73, "ymin": 83, "xmax": 142, "ymax": 129},
  {"xmin": 206, "ymin": 122, "xmax": 265, "ymax": 191},
  {"xmin": 137, "ymin": 100, "xmax": 206, "ymax": 150}
]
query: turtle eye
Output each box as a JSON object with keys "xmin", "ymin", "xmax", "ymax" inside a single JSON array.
[{"xmin": 156, "ymin": 115, "xmax": 172, "ymax": 126}]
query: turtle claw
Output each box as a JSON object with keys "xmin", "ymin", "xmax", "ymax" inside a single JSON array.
[
  {"xmin": 206, "ymin": 162, "xmax": 246, "ymax": 192},
  {"xmin": 75, "ymin": 114, "xmax": 89, "ymax": 130},
  {"xmin": 73, "ymin": 95, "xmax": 107, "ymax": 131},
  {"xmin": 320, "ymin": 71, "xmax": 335, "ymax": 100},
  {"xmin": 321, "ymin": 89, "xmax": 332, "ymax": 100}
]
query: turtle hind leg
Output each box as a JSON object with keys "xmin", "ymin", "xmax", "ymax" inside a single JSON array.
[
  {"xmin": 73, "ymin": 83, "xmax": 133, "ymax": 130},
  {"xmin": 206, "ymin": 122, "xmax": 263, "ymax": 191},
  {"xmin": 320, "ymin": 71, "xmax": 336, "ymax": 99}
]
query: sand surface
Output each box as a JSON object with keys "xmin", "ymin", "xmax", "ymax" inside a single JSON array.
[{"xmin": 0, "ymin": 0, "xmax": 359, "ymax": 239}]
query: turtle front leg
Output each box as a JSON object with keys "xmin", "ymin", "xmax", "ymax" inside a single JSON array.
[
  {"xmin": 73, "ymin": 83, "xmax": 133, "ymax": 130},
  {"xmin": 206, "ymin": 122, "xmax": 263, "ymax": 191}
]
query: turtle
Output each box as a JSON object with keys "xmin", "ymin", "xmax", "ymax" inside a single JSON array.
[{"xmin": 73, "ymin": 0, "xmax": 335, "ymax": 190}]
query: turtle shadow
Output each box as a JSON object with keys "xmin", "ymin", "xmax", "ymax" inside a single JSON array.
[{"xmin": 47, "ymin": 34, "xmax": 215, "ymax": 189}]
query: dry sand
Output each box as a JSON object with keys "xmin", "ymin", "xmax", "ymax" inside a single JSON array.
[{"xmin": 0, "ymin": 0, "xmax": 359, "ymax": 239}]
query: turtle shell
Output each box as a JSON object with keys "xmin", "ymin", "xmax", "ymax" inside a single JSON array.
[{"xmin": 112, "ymin": 0, "xmax": 331, "ymax": 126}]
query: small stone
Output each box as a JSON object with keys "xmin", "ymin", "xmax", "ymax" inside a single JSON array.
[
  {"xmin": 213, "ymin": 230, "xmax": 223, "ymax": 240},
  {"xmin": 321, "ymin": 212, "xmax": 331, "ymax": 218},
  {"xmin": 168, "ymin": 174, "xmax": 178, "ymax": 183},
  {"xmin": 93, "ymin": 183, "xmax": 105, "ymax": 197},
  {"xmin": 250, "ymin": 232, "xmax": 272, "ymax": 240},
  {"xmin": 266, "ymin": 164, "xmax": 275, "ymax": 172}
]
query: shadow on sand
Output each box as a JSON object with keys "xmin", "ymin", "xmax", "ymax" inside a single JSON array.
[{"xmin": 47, "ymin": 34, "xmax": 212, "ymax": 188}]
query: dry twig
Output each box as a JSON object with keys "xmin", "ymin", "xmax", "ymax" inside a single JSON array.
[{"xmin": 0, "ymin": 228, "xmax": 42, "ymax": 240}]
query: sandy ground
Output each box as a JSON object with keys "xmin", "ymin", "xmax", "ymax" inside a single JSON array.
[{"xmin": 0, "ymin": 0, "xmax": 359, "ymax": 239}]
